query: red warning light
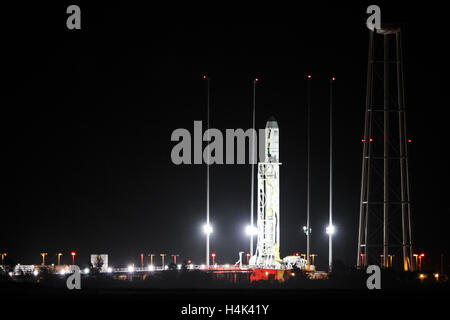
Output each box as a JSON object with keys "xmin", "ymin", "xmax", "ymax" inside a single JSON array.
[
  {"xmin": 211, "ymin": 253, "xmax": 216, "ymax": 257},
  {"xmin": 254, "ymin": 77, "xmax": 259, "ymax": 82},
  {"xmin": 369, "ymin": 138, "xmax": 373, "ymax": 142},
  {"xmin": 331, "ymin": 76, "xmax": 336, "ymax": 81},
  {"xmin": 187, "ymin": 260, "xmax": 192, "ymax": 264},
  {"xmin": 71, "ymin": 251, "xmax": 76, "ymax": 256},
  {"xmin": 203, "ymin": 75, "xmax": 208, "ymax": 79},
  {"xmin": 362, "ymin": 139, "xmax": 366, "ymax": 142},
  {"xmin": 295, "ymin": 252, "xmax": 299, "ymax": 256},
  {"xmin": 420, "ymin": 253, "xmax": 425, "ymax": 257},
  {"xmin": 307, "ymin": 74, "xmax": 312, "ymax": 79},
  {"xmin": 408, "ymin": 139, "xmax": 412, "ymax": 143}
]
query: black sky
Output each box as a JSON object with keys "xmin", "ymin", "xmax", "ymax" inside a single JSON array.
[{"xmin": 1, "ymin": 2, "xmax": 447, "ymax": 270}]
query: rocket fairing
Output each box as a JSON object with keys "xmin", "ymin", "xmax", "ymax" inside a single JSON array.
[{"xmin": 249, "ymin": 117, "xmax": 282, "ymax": 269}]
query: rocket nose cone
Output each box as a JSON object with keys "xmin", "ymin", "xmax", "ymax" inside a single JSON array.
[{"xmin": 266, "ymin": 116, "xmax": 278, "ymax": 128}]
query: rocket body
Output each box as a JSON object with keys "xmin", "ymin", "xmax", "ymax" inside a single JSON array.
[{"xmin": 249, "ymin": 117, "xmax": 282, "ymax": 268}]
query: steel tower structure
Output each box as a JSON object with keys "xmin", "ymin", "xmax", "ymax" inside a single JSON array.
[
  {"xmin": 357, "ymin": 26, "xmax": 413, "ymax": 271},
  {"xmin": 249, "ymin": 117, "xmax": 282, "ymax": 268}
]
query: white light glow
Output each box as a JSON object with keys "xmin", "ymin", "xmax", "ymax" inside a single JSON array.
[
  {"xmin": 203, "ymin": 224, "xmax": 213, "ymax": 235},
  {"xmin": 164, "ymin": 265, "xmax": 168, "ymax": 270},
  {"xmin": 326, "ymin": 225, "xmax": 335, "ymax": 235},
  {"xmin": 33, "ymin": 270, "xmax": 39, "ymax": 276},
  {"xmin": 127, "ymin": 265, "xmax": 135, "ymax": 273},
  {"xmin": 107, "ymin": 267, "xmax": 113, "ymax": 273},
  {"xmin": 200, "ymin": 264, "xmax": 205, "ymax": 269},
  {"xmin": 245, "ymin": 225, "xmax": 258, "ymax": 236},
  {"xmin": 83, "ymin": 268, "xmax": 90, "ymax": 274},
  {"xmin": 177, "ymin": 264, "xmax": 182, "ymax": 269},
  {"xmin": 148, "ymin": 265, "xmax": 155, "ymax": 271},
  {"xmin": 59, "ymin": 269, "xmax": 66, "ymax": 275}
]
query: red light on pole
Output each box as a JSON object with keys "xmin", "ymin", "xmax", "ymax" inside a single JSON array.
[
  {"xmin": 307, "ymin": 74, "xmax": 312, "ymax": 79},
  {"xmin": 407, "ymin": 139, "xmax": 412, "ymax": 143},
  {"xmin": 254, "ymin": 77, "xmax": 259, "ymax": 83},
  {"xmin": 246, "ymin": 253, "xmax": 250, "ymax": 265},
  {"xmin": 362, "ymin": 139, "xmax": 366, "ymax": 142},
  {"xmin": 369, "ymin": 138, "xmax": 373, "ymax": 142},
  {"xmin": 203, "ymin": 75, "xmax": 208, "ymax": 80},
  {"xmin": 211, "ymin": 253, "xmax": 216, "ymax": 265},
  {"xmin": 331, "ymin": 76, "xmax": 336, "ymax": 81},
  {"xmin": 71, "ymin": 251, "xmax": 76, "ymax": 265},
  {"xmin": 140, "ymin": 253, "xmax": 144, "ymax": 267},
  {"xmin": 419, "ymin": 253, "xmax": 425, "ymax": 271}
]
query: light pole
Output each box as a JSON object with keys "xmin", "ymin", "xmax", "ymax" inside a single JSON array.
[
  {"xmin": 419, "ymin": 253, "xmax": 425, "ymax": 271},
  {"xmin": 246, "ymin": 253, "xmax": 250, "ymax": 265},
  {"xmin": 328, "ymin": 75, "xmax": 335, "ymax": 273},
  {"xmin": 57, "ymin": 253, "xmax": 63, "ymax": 265},
  {"xmin": 1, "ymin": 253, "xmax": 6, "ymax": 264},
  {"xmin": 203, "ymin": 74, "xmax": 212, "ymax": 267},
  {"xmin": 40, "ymin": 253, "xmax": 48, "ymax": 265},
  {"xmin": 140, "ymin": 253, "xmax": 144, "ymax": 268},
  {"xmin": 148, "ymin": 253, "xmax": 155, "ymax": 266},
  {"xmin": 249, "ymin": 77, "xmax": 258, "ymax": 257},
  {"xmin": 310, "ymin": 254, "xmax": 317, "ymax": 266},
  {"xmin": 171, "ymin": 254, "xmax": 179, "ymax": 265},
  {"xmin": 71, "ymin": 251, "xmax": 76, "ymax": 265},
  {"xmin": 203, "ymin": 224, "xmax": 213, "ymax": 266},
  {"xmin": 413, "ymin": 254, "xmax": 418, "ymax": 271},
  {"xmin": 326, "ymin": 224, "xmax": 335, "ymax": 272},
  {"xmin": 211, "ymin": 253, "xmax": 216, "ymax": 266},
  {"xmin": 160, "ymin": 254, "xmax": 166, "ymax": 269},
  {"xmin": 305, "ymin": 73, "xmax": 312, "ymax": 269}
]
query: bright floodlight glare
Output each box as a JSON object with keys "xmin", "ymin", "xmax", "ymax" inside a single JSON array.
[
  {"xmin": 84, "ymin": 268, "xmax": 90, "ymax": 274},
  {"xmin": 148, "ymin": 265, "xmax": 155, "ymax": 271},
  {"xmin": 203, "ymin": 224, "xmax": 213, "ymax": 234},
  {"xmin": 326, "ymin": 225, "xmax": 335, "ymax": 235},
  {"xmin": 59, "ymin": 269, "xmax": 66, "ymax": 275},
  {"xmin": 200, "ymin": 264, "xmax": 205, "ymax": 269},
  {"xmin": 245, "ymin": 225, "xmax": 258, "ymax": 236},
  {"xmin": 107, "ymin": 267, "xmax": 113, "ymax": 273},
  {"xmin": 164, "ymin": 265, "xmax": 168, "ymax": 270},
  {"xmin": 33, "ymin": 270, "xmax": 39, "ymax": 276},
  {"xmin": 177, "ymin": 264, "xmax": 182, "ymax": 270},
  {"xmin": 127, "ymin": 265, "xmax": 134, "ymax": 273}
]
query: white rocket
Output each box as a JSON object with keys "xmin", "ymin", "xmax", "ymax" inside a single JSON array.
[{"xmin": 249, "ymin": 117, "xmax": 282, "ymax": 268}]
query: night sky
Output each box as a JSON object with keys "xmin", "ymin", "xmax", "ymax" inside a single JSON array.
[{"xmin": 1, "ymin": 2, "xmax": 446, "ymax": 270}]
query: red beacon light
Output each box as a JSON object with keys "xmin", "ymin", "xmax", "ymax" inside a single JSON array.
[
  {"xmin": 331, "ymin": 76, "xmax": 336, "ymax": 81},
  {"xmin": 420, "ymin": 253, "xmax": 425, "ymax": 258},
  {"xmin": 202, "ymin": 75, "xmax": 208, "ymax": 79},
  {"xmin": 407, "ymin": 139, "xmax": 412, "ymax": 143},
  {"xmin": 211, "ymin": 253, "xmax": 216, "ymax": 257},
  {"xmin": 369, "ymin": 138, "xmax": 373, "ymax": 142},
  {"xmin": 307, "ymin": 74, "xmax": 312, "ymax": 79},
  {"xmin": 254, "ymin": 77, "xmax": 259, "ymax": 82}
]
